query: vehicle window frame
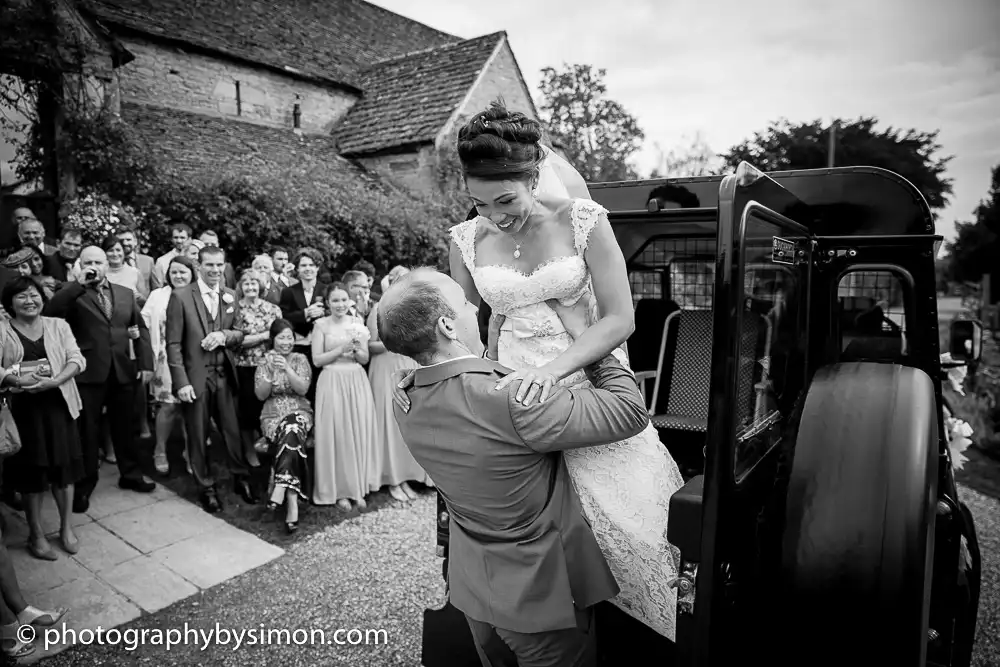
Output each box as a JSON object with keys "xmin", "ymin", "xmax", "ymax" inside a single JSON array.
[{"xmin": 832, "ymin": 263, "xmax": 915, "ymax": 358}]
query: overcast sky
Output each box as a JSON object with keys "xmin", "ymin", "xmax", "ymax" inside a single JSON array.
[{"xmin": 372, "ymin": 0, "xmax": 999, "ymax": 240}]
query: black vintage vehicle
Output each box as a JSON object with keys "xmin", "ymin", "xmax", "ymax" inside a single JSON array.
[{"xmin": 421, "ymin": 162, "xmax": 982, "ymax": 667}]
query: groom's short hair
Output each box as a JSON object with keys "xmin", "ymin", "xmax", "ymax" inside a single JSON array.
[{"xmin": 378, "ymin": 268, "xmax": 457, "ymax": 365}]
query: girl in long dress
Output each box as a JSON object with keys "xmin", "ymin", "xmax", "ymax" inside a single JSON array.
[
  {"xmin": 311, "ymin": 283, "xmax": 379, "ymax": 510},
  {"xmin": 366, "ymin": 266, "xmax": 431, "ymax": 502},
  {"xmin": 440, "ymin": 101, "xmax": 683, "ymax": 639}
]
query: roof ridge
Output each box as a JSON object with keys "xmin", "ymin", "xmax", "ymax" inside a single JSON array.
[
  {"xmin": 345, "ymin": 0, "xmax": 461, "ymax": 42},
  {"xmin": 366, "ymin": 31, "xmax": 506, "ymax": 68}
]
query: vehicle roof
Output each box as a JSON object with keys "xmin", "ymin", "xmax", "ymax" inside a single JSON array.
[{"xmin": 588, "ymin": 165, "xmax": 936, "ymax": 237}]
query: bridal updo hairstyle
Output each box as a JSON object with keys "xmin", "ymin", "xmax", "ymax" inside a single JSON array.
[{"xmin": 457, "ymin": 99, "xmax": 544, "ymax": 183}]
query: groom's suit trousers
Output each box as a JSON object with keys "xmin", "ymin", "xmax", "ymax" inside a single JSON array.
[{"xmin": 466, "ymin": 606, "xmax": 597, "ymax": 667}]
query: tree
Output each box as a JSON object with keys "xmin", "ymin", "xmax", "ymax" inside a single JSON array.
[
  {"xmin": 944, "ymin": 163, "xmax": 1000, "ymax": 285},
  {"xmin": 721, "ymin": 117, "xmax": 954, "ymax": 212},
  {"xmin": 650, "ymin": 132, "xmax": 725, "ymax": 178},
  {"xmin": 538, "ymin": 64, "xmax": 645, "ymax": 182}
]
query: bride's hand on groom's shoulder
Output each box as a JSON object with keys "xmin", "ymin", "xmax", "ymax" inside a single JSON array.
[
  {"xmin": 392, "ymin": 368, "xmax": 416, "ymax": 413},
  {"xmin": 494, "ymin": 367, "xmax": 558, "ymax": 406}
]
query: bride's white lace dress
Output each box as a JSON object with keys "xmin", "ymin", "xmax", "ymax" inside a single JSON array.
[{"xmin": 450, "ymin": 198, "xmax": 683, "ymax": 640}]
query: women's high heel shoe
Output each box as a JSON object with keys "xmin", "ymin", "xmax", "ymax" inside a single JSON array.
[
  {"xmin": 285, "ymin": 521, "xmax": 298, "ymax": 534},
  {"xmin": 1, "ymin": 623, "xmax": 35, "ymax": 660}
]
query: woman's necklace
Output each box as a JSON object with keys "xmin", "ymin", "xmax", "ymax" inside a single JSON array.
[{"xmin": 511, "ymin": 199, "xmax": 537, "ymax": 259}]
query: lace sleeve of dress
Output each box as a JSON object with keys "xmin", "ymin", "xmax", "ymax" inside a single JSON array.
[
  {"xmin": 448, "ymin": 219, "xmax": 478, "ymax": 273},
  {"xmin": 570, "ymin": 199, "xmax": 609, "ymax": 256}
]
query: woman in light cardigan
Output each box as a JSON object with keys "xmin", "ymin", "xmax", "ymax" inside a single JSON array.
[
  {"xmin": 0, "ymin": 316, "xmax": 70, "ymax": 659},
  {"xmin": 1, "ymin": 277, "xmax": 86, "ymax": 561}
]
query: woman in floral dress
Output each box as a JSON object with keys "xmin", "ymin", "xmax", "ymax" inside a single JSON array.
[
  {"xmin": 140, "ymin": 256, "xmax": 195, "ymax": 474},
  {"xmin": 234, "ymin": 269, "xmax": 282, "ymax": 466},
  {"xmin": 255, "ymin": 319, "xmax": 312, "ymax": 533}
]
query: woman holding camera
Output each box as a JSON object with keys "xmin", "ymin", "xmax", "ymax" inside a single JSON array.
[
  {"xmin": 255, "ymin": 319, "xmax": 312, "ymax": 533},
  {"xmin": 1, "ymin": 277, "xmax": 86, "ymax": 561}
]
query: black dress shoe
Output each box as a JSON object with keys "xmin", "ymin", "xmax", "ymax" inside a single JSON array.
[
  {"xmin": 119, "ymin": 477, "xmax": 156, "ymax": 493},
  {"xmin": 72, "ymin": 493, "xmax": 90, "ymax": 514},
  {"xmin": 285, "ymin": 521, "xmax": 298, "ymax": 534},
  {"xmin": 201, "ymin": 490, "xmax": 222, "ymax": 514},
  {"xmin": 233, "ymin": 479, "xmax": 258, "ymax": 505}
]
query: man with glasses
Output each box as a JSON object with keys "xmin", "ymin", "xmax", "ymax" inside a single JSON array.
[{"xmin": 13, "ymin": 208, "xmax": 56, "ymax": 256}]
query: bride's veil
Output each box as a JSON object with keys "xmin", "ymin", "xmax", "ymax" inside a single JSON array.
[{"xmin": 536, "ymin": 145, "xmax": 591, "ymax": 201}]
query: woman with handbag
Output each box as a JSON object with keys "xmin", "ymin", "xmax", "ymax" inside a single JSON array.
[
  {"xmin": 0, "ymin": 292, "xmax": 70, "ymax": 660},
  {"xmin": 2, "ymin": 277, "xmax": 86, "ymax": 561}
]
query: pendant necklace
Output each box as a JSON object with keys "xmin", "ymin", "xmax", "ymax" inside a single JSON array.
[{"xmin": 512, "ymin": 198, "xmax": 537, "ymax": 259}]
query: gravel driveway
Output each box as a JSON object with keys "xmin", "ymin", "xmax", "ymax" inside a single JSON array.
[
  {"xmin": 37, "ymin": 486, "xmax": 999, "ymax": 666},
  {"xmin": 965, "ymin": 485, "xmax": 1000, "ymax": 667}
]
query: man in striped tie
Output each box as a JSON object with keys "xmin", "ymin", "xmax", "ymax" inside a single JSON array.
[{"xmin": 45, "ymin": 245, "xmax": 156, "ymax": 513}]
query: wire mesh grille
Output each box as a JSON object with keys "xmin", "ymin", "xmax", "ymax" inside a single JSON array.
[
  {"xmin": 836, "ymin": 271, "xmax": 906, "ymax": 332},
  {"xmin": 627, "ymin": 236, "xmax": 716, "ymax": 308}
]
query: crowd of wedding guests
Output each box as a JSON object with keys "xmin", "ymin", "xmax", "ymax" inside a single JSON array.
[{"xmin": 0, "ymin": 206, "xmax": 434, "ymax": 571}]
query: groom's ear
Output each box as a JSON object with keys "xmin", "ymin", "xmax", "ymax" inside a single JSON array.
[{"xmin": 437, "ymin": 315, "xmax": 457, "ymax": 341}]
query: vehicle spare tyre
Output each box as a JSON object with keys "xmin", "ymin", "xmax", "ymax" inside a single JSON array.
[{"xmin": 774, "ymin": 362, "xmax": 938, "ymax": 667}]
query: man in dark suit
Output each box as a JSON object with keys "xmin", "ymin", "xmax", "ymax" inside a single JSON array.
[
  {"xmin": 278, "ymin": 247, "xmax": 327, "ymax": 402},
  {"xmin": 381, "ymin": 269, "xmax": 643, "ymax": 666},
  {"xmin": 166, "ymin": 245, "xmax": 255, "ymax": 513},
  {"xmin": 45, "ymin": 245, "xmax": 156, "ymax": 513}
]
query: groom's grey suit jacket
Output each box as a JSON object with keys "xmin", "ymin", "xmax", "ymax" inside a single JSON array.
[{"xmin": 394, "ymin": 355, "xmax": 649, "ymax": 634}]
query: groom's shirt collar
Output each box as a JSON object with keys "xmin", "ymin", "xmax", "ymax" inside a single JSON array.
[
  {"xmin": 420, "ymin": 354, "xmax": 478, "ymax": 368},
  {"xmin": 413, "ymin": 355, "xmax": 509, "ymax": 387}
]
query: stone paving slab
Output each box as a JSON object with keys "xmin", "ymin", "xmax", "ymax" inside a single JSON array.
[{"xmin": 0, "ymin": 462, "xmax": 284, "ymax": 664}]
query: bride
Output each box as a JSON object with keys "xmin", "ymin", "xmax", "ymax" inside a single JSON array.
[{"xmin": 435, "ymin": 100, "xmax": 682, "ymax": 639}]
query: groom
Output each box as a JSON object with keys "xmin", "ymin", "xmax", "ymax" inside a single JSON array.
[{"xmin": 378, "ymin": 268, "xmax": 650, "ymax": 667}]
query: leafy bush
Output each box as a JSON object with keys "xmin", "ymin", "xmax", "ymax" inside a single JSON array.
[
  {"xmin": 135, "ymin": 166, "xmax": 458, "ymax": 276},
  {"xmin": 9, "ymin": 89, "xmax": 464, "ymax": 275}
]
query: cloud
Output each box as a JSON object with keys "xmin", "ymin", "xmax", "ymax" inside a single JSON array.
[{"xmin": 370, "ymin": 0, "xmax": 1000, "ymax": 238}]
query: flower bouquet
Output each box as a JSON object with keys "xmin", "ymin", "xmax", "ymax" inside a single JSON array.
[
  {"xmin": 941, "ymin": 353, "xmax": 974, "ymax": 471},
  {"xmin": 62, "ymin": 191, "xmax": 150, "ymax": 249},
  {"xmin": 943, "ymin": 406, "xmax": 974, "ymax": 472},
  {"xmin": 345, "ymin": 319, "xmax": 371, "ymax": 346}
]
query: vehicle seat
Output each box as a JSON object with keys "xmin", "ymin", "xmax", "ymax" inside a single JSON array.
[
  {"xmin": 644, "ymin": 309, "xmax": 772, "ymax": 433},
  {"xmin": 648, "ymin": 309, "xmax": 714, "ymax": 433},
  {"xmin": 630, "ymin": 298, "xmax": 680, "ymax": 404},
  {"xmin": 837, "ymin": 301, "xmax": 905, "ymax": 362},
  {"xmin": 735, "ymin": 302, "xmax": 774, "ymax": 431}
]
